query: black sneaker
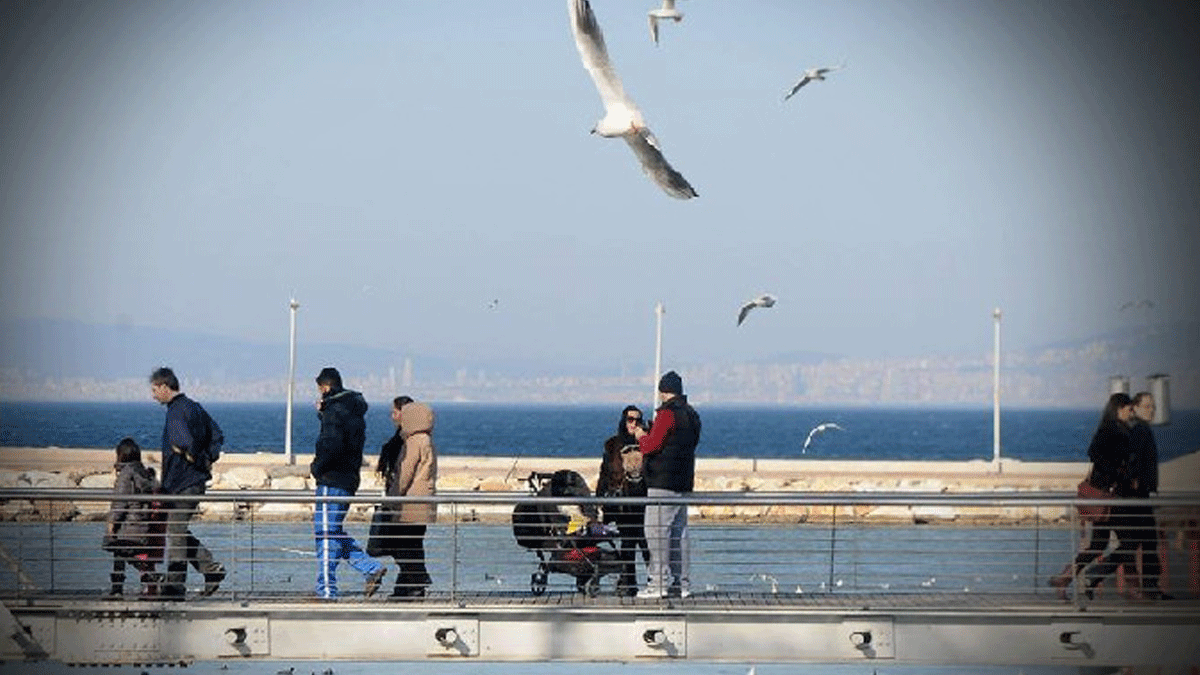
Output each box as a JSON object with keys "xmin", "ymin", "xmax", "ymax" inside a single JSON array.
[{"xmin": 201, "ymin": 564, "xmax": 226, "ymax": 597}]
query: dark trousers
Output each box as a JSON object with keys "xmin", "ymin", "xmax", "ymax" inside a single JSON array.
[
  {"xmin": 163, "ymin": 485, "xmax": 218, "ymax": 596},
  {"xmin": 109, "ymin": 554, "xmax": 157, "ymax": 594},
  {"xmin": 611, "ymin": 515, "xmax": 649, "ymax": 592},
  {"xmin": 1086, "ymin": 505, "xmax": 1161, "ymax": 590},
  {"xmin": 391, "ymin": 523, "xmax": 431, "ymax": 591}
]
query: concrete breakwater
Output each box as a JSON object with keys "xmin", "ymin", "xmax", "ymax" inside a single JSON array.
[{"xmin": 1, "ymin": 447, "xmax": 1197, "ymax": 525}]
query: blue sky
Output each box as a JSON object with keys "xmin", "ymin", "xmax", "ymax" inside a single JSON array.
[{"xmin": 2, "ymin": 1, "xmax": 1197, "ymax": 375}]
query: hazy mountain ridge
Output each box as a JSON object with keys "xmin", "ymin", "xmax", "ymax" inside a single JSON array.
[{"xmin": 0, "ymin": 318, "xmax": 1196, "ymax": 406}]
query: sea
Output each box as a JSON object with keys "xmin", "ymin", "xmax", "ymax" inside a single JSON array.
[
  {"xmin": 1, "ymin": 401, "xmax": 1199, "ymax": 464},
  {"xmin": 2, "ymin": 401, "xmax": 1196, "ymax": 675}
]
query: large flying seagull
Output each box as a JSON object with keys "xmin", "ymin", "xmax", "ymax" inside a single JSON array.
[{"xmin": 568, "ymin": 0, "xmax": 698, "ymax": 199}]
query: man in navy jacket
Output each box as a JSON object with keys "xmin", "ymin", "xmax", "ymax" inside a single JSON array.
[{"xmin": 150, "ymin": 366, "xmax": 225, "ymax": 600}]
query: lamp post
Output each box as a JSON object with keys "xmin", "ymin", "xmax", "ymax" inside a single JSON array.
[
  {"xmin": 992, "ymin": 307, "xmax": 1001, "ymax": 469},
  {"xmin": 652, "ymin": 301, "xmax": 664, "ymax": 419},
  {"xmin": 284, "ymin": 297, "xmax": 299, "ymax": 466}
]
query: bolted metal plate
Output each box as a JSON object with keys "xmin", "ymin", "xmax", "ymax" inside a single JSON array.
[
  {"xmin": 843, "ymin": 618, "xmax": 895, "ymax": 659},
  {"xmin": 634, "ymin": 615, "xmax": 686, "ymax": 658},
  {"xmin": 1050, "ymin": 621, "xmax": 1101, "ymax": 660},
  {"xmin": 425, "ymin": 615, "xmax": 479, "ymax": 657}
]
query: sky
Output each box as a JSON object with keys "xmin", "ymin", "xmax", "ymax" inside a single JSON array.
[{"xmin": 2, "ymin": 0, "xmax": 1198, "ymax": 376}]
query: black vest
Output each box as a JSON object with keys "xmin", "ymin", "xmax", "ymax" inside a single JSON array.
[{"xmin": 644, "ymin": 395, "xmax": 701, "ymax": 492}]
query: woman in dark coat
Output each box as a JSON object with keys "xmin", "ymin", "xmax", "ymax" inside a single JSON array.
[
  {"xmin": 596, "ymin": 405, "xmax": 650, "ymax": 596},
  {"xmin": 1049, "ymin": 392, "xmax": 1134, "ymax": 598}
]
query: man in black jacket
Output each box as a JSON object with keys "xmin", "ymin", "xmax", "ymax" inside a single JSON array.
[
  {"xmin": 311, "ymin": 367, "xmax": 387, "ymax": 600},
  {"xmin": 150, "ymin": 366, "xmax": 225, "ymax": 600},
  {"xmin": 632, "ymin": 370, "xmax": 701, "ymax": 599}
]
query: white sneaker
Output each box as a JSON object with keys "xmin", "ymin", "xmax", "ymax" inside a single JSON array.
[{"xmin": 637, "ymin": 587, "xmax": 666, "ymax": 599}]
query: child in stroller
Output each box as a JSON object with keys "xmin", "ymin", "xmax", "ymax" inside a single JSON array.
[{"xmin": 511, "ymin": 469, "xmax": 622, "ymax": 596}]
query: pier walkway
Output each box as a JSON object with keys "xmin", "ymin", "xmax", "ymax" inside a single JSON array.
[{"xmin": 2, "ymin": 488, "xmax": 1198, "ymax": 670}]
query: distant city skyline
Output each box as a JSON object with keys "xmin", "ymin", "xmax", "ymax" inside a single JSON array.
[{"xmin": 3, "ymin": 318, "xmax": 1193, "ymax": 408}]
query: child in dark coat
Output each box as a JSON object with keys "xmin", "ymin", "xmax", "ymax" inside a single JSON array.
[{"xmin": 104, "ymin": 437, "xmax": 163, "ymax": 598}]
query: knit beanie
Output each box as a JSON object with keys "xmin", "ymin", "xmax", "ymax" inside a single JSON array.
[
  {"xmin": 658, "ymin": 370, "xmax": 683, "ymax": 395},
  {"xmin": 316, "ymin": 367, "xmax": 342, "ymax": 388}
]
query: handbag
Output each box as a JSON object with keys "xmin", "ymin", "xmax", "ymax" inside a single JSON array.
[
  {"xmin": 1076, "ymin": 468, "xmax": 1111, "ymax": 523},
  {"xmin": 102, "ymin": 534, "xmax": 143, "ymax": 556},
  {"xmin": 366, "ymin": 507, "xmax": 395, "ymax": 557}
]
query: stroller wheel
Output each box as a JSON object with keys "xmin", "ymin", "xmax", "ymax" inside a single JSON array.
[{"xmin": 531, "ymin": 571, "xmax": 547, "ymax": 596}]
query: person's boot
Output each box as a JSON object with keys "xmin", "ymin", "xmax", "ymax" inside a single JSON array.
[
  {"xmin": 140, "ymin": 572, "xmax": 163, "ymax": 598},
  {"xmin": 200, "ymin": 563, "xmax": 226, "ymax": 597},
  {"xmin": 107, "ymin": 572, "xmax": 125, "ymax": 599},
  {"xmin": 390, "ymin": 576, "xmax": 421, "ymax": 598},
  {"xmin": 1047, "ymin": 564, "xmax": 1073, "ymax": 600}
]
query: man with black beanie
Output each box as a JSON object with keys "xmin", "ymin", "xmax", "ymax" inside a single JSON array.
[
  {"xmin": 311, "ymin": 367, "xmax": 387, "ymax": 599},
  {"xmin": 632, "ymin": 370, "xmax": 701, "ymax": 599}
]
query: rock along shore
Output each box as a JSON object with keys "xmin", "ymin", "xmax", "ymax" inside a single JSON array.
[{"xmin": 2, "ymin": 447, "xmax": 1197, "ymax": 526}]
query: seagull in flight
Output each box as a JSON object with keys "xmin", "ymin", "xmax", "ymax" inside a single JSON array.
[
  {"xmin": 736, "ymin": 293, "xmax": 776, "ymax": 326},
  {"xmin": 783, "ymin": 61, "xmax": 846, "ymax": 101},
  {"xmin": 486, "ymin": 299, "xmax": 499, "ymax": 310},
  {"xmin": 568, "ymin": 0, "xmax": 698, "ymax": 199},
  {"xmin": 648, "ymin": 0, "xmax": 683, "ymax": 45},
  {"xmin": 802, "ymin": 422, "xmax": 843, "ymax": 453}
]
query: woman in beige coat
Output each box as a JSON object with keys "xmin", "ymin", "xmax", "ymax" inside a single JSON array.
[{"xmin": 383, "ymin": 399, "xmax": 437, "ymax": 598}]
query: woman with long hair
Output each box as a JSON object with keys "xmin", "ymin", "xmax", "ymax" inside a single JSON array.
[
  {"xmin": 596, "ymin": 405, "xmax": 650, "ymax": 596},
  {"xmin": 1049, "ymin": 392, "xmax": 1134, "ymax": 599}
]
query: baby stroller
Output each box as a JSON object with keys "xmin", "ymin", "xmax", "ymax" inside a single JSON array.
[{"xmin": 511, "ymin": 469, "xmax": 622, "ymax": 596}]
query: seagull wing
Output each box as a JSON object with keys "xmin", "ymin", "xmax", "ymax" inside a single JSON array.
[
  {"xmin": 783, "ymin": 75, "xmax": 812, "ymax": 101},
  {"xmin": 802, "ymin": 427, "xmax": 817, "ymax": 452},
  {"xmin": 570, "ymin": 0, "xmax": 632, "ymax": 117},
  {"xmin": 737, "ymin": 301, "xmax": 755, "ymax": 326},
  {"xmin": 623, "ymin": 129, "xmax": 698, "ymax": 199},
  {"xmin": 648, "ymin": 13, "xmax": 660, "ymax": 44}
]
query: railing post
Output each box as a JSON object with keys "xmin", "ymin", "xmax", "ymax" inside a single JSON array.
[
  {"xmin": 1070, "ymin": 507, "xmax": 1085, "ymax": 609},
  {"xmin": 450, "ymin": 502, "xmax": 460, "ymax": 602},
  {"xmin": 828, "ymin": 505, "xmax": 838, "ymax": 593}
]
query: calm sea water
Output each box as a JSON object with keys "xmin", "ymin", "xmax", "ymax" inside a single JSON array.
[{"xmin": 2, "ymin": 401, "xmax": 1198, "ymax": 463}]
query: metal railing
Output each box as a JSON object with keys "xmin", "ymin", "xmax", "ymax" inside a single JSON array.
[{"xmin": 2, "ymin": 487, "xmax": 1197, "ymax": 608}]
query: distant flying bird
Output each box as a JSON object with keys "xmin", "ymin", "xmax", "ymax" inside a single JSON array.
[
  {"xmin": 783, "ymin": 61, "xmax": 846, "ymax": 101},
  {"xmin": 802, "ymin": 422, "xmax": 842, "ymax": 453},
  {"xmin": 648, "ymin": 0, "xmax": 683, "ymax": 45},
  {"xmin": 487, "ymin": 299, "xmax": 499, "ymax": 310},
  {"xmin": 736, "ymin": 293, "xmax": 776, "ymax": 326},
  {"xmin": 568, "ymin": 0, "xmax": 698, "ymax": 199}
]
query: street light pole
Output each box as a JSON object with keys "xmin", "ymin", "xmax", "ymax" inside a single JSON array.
[
  {"xmin": 652, "ymin": 301, "xmax": 664, "ymax": 419},
  {"xmin": 992, "ymin": 307, "xmax": 1002, "ymax": 469},
  {"xmin": 285, "ymin": 297, "xmax": 300, "ymax": 466}
]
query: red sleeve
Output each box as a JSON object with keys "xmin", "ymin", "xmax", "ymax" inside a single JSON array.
[{"xmin": 638, "ymin": 408, "xmax": 675, "ymax": 455}]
